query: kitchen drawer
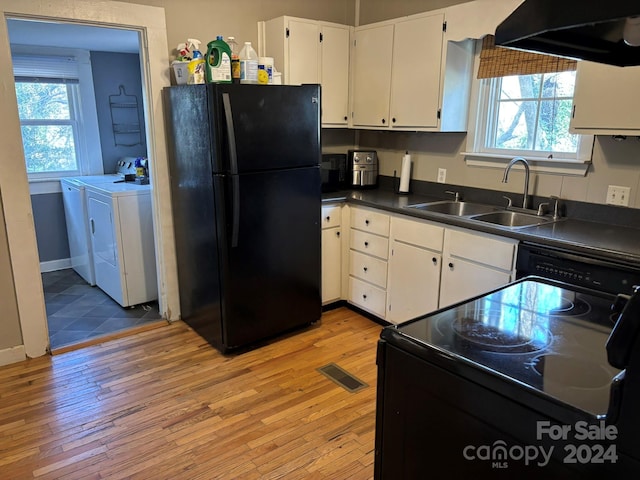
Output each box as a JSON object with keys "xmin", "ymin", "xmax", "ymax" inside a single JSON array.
[
  {"xmin": 392, "ymin": 216, "xmax": 444, "ymax": 252},
  {"xmin": 445, "ymin": 229, "xmax": 516, "ymax": 272},
  {"xmin": 321, "ymin": 204, "xmax": 341, "ymax": 229},
  {"xmin": 351, "ymin": 206, "xmax": 390, "ymax": 237},
  {"xmin": 350, "ymin": 229, "xmax": 389, "ymax": 259},
  {"xmin": 349, "ymin": 277, "xmax": 386, "ymax": 318},
  {"xmin": 349, "ymin": 250, "xmax": 387, "ymax": 288}
]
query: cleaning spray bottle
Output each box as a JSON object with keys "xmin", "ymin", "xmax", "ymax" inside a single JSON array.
[
  {"xmin": 187, "ymin": 38, "xmax": 205, "ymax": 84},
  {"xmin": 205, "ymin": 36, "xmax": 232, "ymax": 83}
]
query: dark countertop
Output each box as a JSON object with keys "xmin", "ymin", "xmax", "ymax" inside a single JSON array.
[{"xmin": 322, "ymin": 189, "xmax": 640, "ymax": 267}]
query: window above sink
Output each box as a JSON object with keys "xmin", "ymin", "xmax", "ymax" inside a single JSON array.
[{"xmin": 463, "ymin": 36, "xmax": 594, "ymax": 176}]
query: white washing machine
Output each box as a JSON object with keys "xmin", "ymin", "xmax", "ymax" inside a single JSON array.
[
  {"xmin": 61, "ymin": 176, "xmax": 119, "ymax": 286},
  {"xmin": 61, "ymin": 158, "xmax": 157, "ymax": 306},
  {"xmin": 85, "ymin": 181, "xmax": 157, "ymax": 307}
]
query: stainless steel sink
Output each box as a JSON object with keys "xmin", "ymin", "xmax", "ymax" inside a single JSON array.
[
  {"xmin": 406, "ymin": 201, "xmax": 498, "ymax": 217},
  {"xmin": 469, "ymin": 211, "xmax": 554, "ymax": 228}
]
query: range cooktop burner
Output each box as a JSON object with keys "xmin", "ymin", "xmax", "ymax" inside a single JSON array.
[
  {"xmin": 396, "ymin": 278, "xmax": 621, "ymax": 416},
  {"xmin": 451, "ymin": 314, "xmax": 552, "ymax": 353},
  {"xmin": 547, "ymin": 296, "xmax": 591, "ymax": 317},
  {"xmin": 530, "ymin": 354, "xmax": 614, "ymax": 389}
]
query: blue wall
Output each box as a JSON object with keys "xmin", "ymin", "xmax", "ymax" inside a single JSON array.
[
  {"xmin": 90, "ymin": 51, "xmax": 147, "ymax": 173},
  {"xmin": 32, "ymin": 51, "xmax": 147, "ymax": 268}
]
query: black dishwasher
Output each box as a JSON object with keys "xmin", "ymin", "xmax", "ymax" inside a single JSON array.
[{"xmin": 516, "ymin": 242, "xmax": 640, "ymax": 295}]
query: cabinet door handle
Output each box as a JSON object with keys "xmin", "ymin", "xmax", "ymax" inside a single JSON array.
[
  {"xmin": 90, "ymin": 218, "xmax": 95, "ymax": 235},
  {"xmin": 365, "ymin": 219, "xmax": 370, "ymax": 226},
  {"xmin": 432, "ymin": 257, "xmax": 438, "ymax": 265},
  {"xmin": 362, "ymin": 294, "xmax": 367, "ymax": 300},
  {"xmin": 392, "ymin": 117, "xmax": 396, "ymax": 123},
  {"xmin": 363, "ymin": 267, "xmax": 368, "ymax": 272},
  {"xmin": 336, "ymin": 231, "xmax": 340, "ymax": 237},
  {"xmin": 381, "ymin": 118, "xmax": 386, "ymax": 124},
  {"xmin": 326, "ymin": 215, "xmax": 331, "ymax": 222},
  {"xmin": 448, "ymin": 262, "xmax": 454, "ymax": 269},
  {"xmin": 344, "ymin": 116, "xmax": 348, "ymax": 121},
  {"xmin": 364, "ymin": 241, "xmax": 369, "ymax": 247}
]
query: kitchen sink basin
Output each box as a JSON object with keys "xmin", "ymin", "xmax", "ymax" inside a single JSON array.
[
  {"xmin": 406, "ymin": 201, "xmax": 498, "ymax": 217},
  {"xmin": 469, "ymin": 211, "xmax": 554, "ymax": 228}
]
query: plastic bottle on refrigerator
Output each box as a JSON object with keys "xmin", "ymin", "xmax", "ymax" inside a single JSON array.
[
  {"xmin": 205, "ymin": 36, "xmax": 232, "ymax": 84},
  {"xmin": 239, "ymin": 41, "xmax": 258, "ymax": 84},
  {"xmin": 227, "ymin": 36, "xmax": 241, "ymax": 83}
]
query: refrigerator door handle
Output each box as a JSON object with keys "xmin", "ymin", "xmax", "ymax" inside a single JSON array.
[
  {"xmin": 231, "ymin": 175, "xmax": 240, "ymax": 248},
  {"xmin": 222, "ymin": 92, "xmax": 240, "ymax": 247},
  {"xmin": 222, "ymin": 93, "xmax": 239, "ymax": 175}
]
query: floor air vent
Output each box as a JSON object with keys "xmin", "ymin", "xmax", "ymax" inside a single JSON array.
[{"xmin": 317, "ymin": 363, "xmax": 368, "ymax": 393}]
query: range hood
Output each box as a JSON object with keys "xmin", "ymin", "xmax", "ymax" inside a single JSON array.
[{"xmin": 495, "ymin": 1, "xmax": 640, "ymax": 67}]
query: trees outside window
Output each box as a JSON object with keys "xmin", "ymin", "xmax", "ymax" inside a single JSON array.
[
  {"xmin": 15, "ymin": 81, "xmax": 80, "ymax": 174},
  {"xmin": 483, "ymin": 71, "xmax": 578, "ymax": 158}
]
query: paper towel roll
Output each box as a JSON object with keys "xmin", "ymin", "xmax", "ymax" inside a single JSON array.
[{"xmin": 399, "ymin": 153, "xmax": 411, "ymax": 193}]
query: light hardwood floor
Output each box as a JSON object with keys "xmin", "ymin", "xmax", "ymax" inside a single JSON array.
[{"xmin": 0, "ymin": 307, "xmax": 383, "ymax": 479}]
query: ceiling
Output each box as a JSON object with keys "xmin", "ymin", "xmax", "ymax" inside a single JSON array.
[{"xmin": 6, "ymin": 18, "xmax": 140, "ymax": 53}]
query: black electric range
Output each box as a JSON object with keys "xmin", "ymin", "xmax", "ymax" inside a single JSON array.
[{"xmin": 374, "ymin": 277, "xmax": 640, "ymax": 479}]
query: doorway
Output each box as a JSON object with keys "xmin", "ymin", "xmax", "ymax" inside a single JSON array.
[{"xmin": 3, "ymin": 6, "xmax": 178, "ymax": 356}]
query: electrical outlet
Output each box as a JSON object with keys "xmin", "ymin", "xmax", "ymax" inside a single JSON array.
[
  {"xmin": 606, "ymin": 185, "xmax": 631, "ymax": 206},
  {"xmin": 437, "ymin": 168, "xmax": 447, "ymax": 184}
]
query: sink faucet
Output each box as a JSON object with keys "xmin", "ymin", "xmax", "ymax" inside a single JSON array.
[
  {"xmin": 445, "ymin": 190, "xmax": 461, "ymax": 202},
  {"xmin": 502, "ymin": 157, "xmax": 530, "ymax": 209}
]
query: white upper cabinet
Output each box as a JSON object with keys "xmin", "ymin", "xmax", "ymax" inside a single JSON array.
[
  {"xmin": 389, "ymin": 14, "xmax": 445, "ymax": 129},
  {"xmin": 351, "ymin": 12, "xmax": 473, "ymax": 132},
  {"xmin": 570, "ymin": 61, "xmax": 640, "ymax": 135},
  {"xmin": 262, "ymin": 16, "xmax": 351, "ymax": 127},
  {"xmin": 351, "ymin": 24, "xmax": 394, "ymax": 128},
  {"xmin": 287, "ymin": 18, "xmax": 320, "ymax": 85},
  {"xmin": 320, "ymin": 24, "xmax": 351, "ymax": 125}
]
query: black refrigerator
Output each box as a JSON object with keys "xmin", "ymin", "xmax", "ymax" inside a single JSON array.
[{"xmin": 163, "ymin": 83, "xmax": 321, "ymax": 353}]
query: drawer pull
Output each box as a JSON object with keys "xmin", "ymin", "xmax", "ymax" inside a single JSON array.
[
  {"xmin": 336, "ymin": 231, "xmax": 341, "ymax": 237},
  {"xmin": 448, "ymin": 262, "xmax": 454, "ymax": 269},
  {"xmin": 362, "ymin": 294, "xmax": 367, "ymax": 300},
  {"xmin": 432, "ymin": 257, "xmax": 437, "ymax": 265},
  {"xmin": 364, "ymin": 241, "xmax": 369, "ymax": 247},
  {"xmin": 326, "ymin": 215, "xmax": 331, "ymax": 222},
  {"xmin": 365, "ymin": 220, "xmax": 370, "ymax": 226},
  {"xmin": 363, "ymin": 267, "xmax": 368, "ymax": 272}
]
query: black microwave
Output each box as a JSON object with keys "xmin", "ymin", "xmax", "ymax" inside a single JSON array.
[{"xmin": 321, "ymin": 153, "xmax": 347, "ymax": 192}]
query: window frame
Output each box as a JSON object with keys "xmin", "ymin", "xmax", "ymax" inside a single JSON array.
[
  {"xmin": 464, "ymin": 43, "xmax": 594, "ymax": 176},
  {"xmin": 16, "ymin": 79, "xmax": 83, "ymax": 179},
  {"xmin": 10, "ymin": 46, "xmax": 103, "ymax": 193}
]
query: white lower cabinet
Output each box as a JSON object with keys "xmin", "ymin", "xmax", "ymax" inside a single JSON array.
[
  {"xmin": 439, "ymin": 228, "xmax": 517, "ymax": 308},
  {"xmin": 349, "ymin": 277, "xmax": 387, "ymax": 318},
  {"xmin": 387, "ymin": 242, "xmax": 442, "ymax": 324},
  {"xmin": 321, "ymin": 204, "xmax": 342, "ymax": 304},
  {"xmin": 328, "ymin": 204, "xmax": 518, "ymax": 322},
  {"xmin": 386, "ymin": 215, "xmax": 444, "ymax": 325},
  {"xmin": 348, "ymin": 206, "xmax": 390, "ymax": 317}
]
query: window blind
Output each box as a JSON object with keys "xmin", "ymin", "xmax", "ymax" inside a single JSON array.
[
  {"xmin": 477, "ymin": 35, "xmax": 577, "ymax": 79},
  {"xmin": 12, "ymin": 54, "xmax": 79, "ymax": 83}
]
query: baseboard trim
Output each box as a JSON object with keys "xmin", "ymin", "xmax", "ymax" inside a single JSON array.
[
  {"xmin": 40, "ymin": 258, "xmax": 71, "ymax": 273},
  {"xmin": 322, "ymin": 300, "xmax": 348, "ymax": 312},
  {"xmin": 0, "ymin": 345, "xmax": 27, "ymax": 366}
]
